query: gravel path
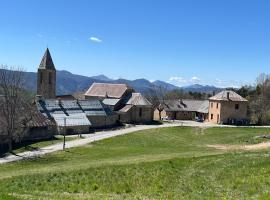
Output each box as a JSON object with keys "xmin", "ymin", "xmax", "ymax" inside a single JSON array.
[
  {"xmin": 0, "ymin": 123, "xmax": 184, "ymax": 164},
  {"xmin": 0, "ymin": 120, "xmax": 268, "ymax": 164}
]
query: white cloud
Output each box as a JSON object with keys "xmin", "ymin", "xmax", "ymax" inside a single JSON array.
[
  {"xmin": 190, "ymin": 76, "xmax": 201, "ymax": 83},
  {"xmin": 167, "ymin": 76, "xmax": 202, "ymax": 86},
  {"xmin": 167, "ymin": 76, "xmax": 188, "ymax": 86},
  {"xmin": 89, "ymin": 37, "xmax": 102, "ymax": 43},
  {"xmin": 214, "ymin": 78, "xmax": 251, "ymax": 88}
]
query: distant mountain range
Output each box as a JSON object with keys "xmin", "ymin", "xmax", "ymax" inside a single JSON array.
[{"xmin": 21, "ymin": 70, "xmax": 220, "ymax": 95}]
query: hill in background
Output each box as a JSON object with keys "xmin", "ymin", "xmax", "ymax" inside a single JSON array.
[{"xmin": 22, "ymin": 70, "xmax": 220, "ymax": 95}]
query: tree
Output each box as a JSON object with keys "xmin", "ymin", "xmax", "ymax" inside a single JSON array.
[
  {"xmin": 145, "ymin": 85, "xmax": 168, "ymax": 120},
  {"xmin": 249, "ymin": 74, "xmax": 270, "ymax": 125},
  {"xmin": 0, "ymin": 66, "xmax": 34, "ymax": 152}
]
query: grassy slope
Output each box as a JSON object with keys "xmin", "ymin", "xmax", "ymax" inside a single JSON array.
[
  {"xmin": 11, "ymin": 136, "xmax": 79, "ymax": 154},
  {"xmin": 0, "ymin": 127, "xmax": 270, "ymax": 199}
]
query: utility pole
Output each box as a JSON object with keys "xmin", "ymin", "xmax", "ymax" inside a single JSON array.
[{"xmin": 63, "ymin": 117, "xmax": 66, "ymax": 150}]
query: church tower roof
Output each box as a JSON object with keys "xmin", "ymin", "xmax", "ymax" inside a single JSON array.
[{"xmin": 39, "ymin": 48, "xmax": 55, "ymax": 70}]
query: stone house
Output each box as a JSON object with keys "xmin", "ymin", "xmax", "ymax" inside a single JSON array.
[
  {"xmin": 118, "ymin": 93, "xmax": 153, "ymax": 123},
  {"xmin": 23, "ymin": 111, "xmax": 56, "ymax": 141},
  {"xmin": 154, "ymin": 99, "xmax": 209, "ymax": 121},
  {"xmin": 208, "ymin": 90, "xmax": 248, "ymax": 124},
  {"xmin": 85, "ymin": 83, "xmax": 153, "ymax": 123},
  {"xmin": 0, "ymin": 110, "xmax": 56, "ymax": 150}
]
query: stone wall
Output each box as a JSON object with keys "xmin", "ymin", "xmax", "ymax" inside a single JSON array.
[
  {"xmin": 87, "ymin": 115, "xmax": 118, "ymax": 128},
  {"xmin": 23, "ymin": 125, "xmax": 57, "ymax": 141},
  {"xmin": 37, "ymin": 69, "xmax": 56, "ymax": 99},
  {"xmin": 120, "ymin": 106, "xmax": 153, "ymax": 124},
  {"xmin": 57, "ymin": 125, "xmax": 90, "ymax": 135}
]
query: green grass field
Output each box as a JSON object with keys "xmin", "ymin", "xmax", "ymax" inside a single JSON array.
[
  {"xmin": 0, "ymin": 126, "xmax": 270, "ymax": 200},
  {"xmin": 0, "ymin": 136, "xmax": 79, "ymax": 156}
]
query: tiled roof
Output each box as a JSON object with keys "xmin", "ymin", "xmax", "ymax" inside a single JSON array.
[
  {"xmin": 39, "ymin": 48, "xmax": 55, "ymax": 70},
  {"xmin": 163, "ymin": 99, "xmax": 209, "ymax": 114},
  {"xmin": 27, "ymin": 112, "xmax": 55, "ymax": 128},
  {"xmin": 85, "ymin": 83, "xmax": 132, "ymax": 98},
  {"xmin": 118, "ymin": 104, "xmax": 134, "ymax": 113},
  {"xmin": 209, "ymin": 90, "xmax": 248, "ymax": 102},
  {"xmin": 125, "ymin": 93, "xmax": 152, "ymax": 106}
]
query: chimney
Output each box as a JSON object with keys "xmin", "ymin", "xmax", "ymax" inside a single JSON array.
[
  {"xmin": 227, "ymin": 91, "xmax": 230, "ymax": 100},
  {"xmin": 212, "ymin": 91, "xmax": 216, "ymax": 96}
]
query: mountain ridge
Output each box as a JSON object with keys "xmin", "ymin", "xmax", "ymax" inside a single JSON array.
[{"xmin": 19, "ymin": 70, "xmax": 221, "ymax": 95}]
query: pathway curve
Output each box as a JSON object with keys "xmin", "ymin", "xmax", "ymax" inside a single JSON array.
[
  {"xmin": 0, "ymin": 121, "xmax": 268, "ymax": 164},
  {"xmin": 0, "ymin": 122, "xmax": 183, "ymax": 164}
]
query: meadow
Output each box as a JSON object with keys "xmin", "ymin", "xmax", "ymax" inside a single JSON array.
[{"xmin": 0, "ymin": 126, "xmax": 270, "ymax": 200}]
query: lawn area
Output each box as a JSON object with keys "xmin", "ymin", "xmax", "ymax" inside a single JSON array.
[
  {"xmin": 0, "ymin": 126, "xmax": 270, "ymax": 199},
  {"xmin": 2, "ymin": 135, "xmax": 80, "ymax": 155}
]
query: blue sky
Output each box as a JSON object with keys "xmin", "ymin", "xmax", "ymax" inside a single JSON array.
[{"xmin": 0, "ymin": 0, "xmax": 270, "ymax": 87}]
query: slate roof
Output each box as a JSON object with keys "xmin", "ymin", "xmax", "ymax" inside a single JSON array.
[
  {"xmin": 85, "ymin": 83, "xmax": 133, "ymax": 98},
  {"xmin": 125, "ymin": 93, "xmax": 152, "ymax": 106},
  {"xmin": 39, "ymin": 48, "xmax": 56, "ymax": 70},
  {"xmin": 36, "ymin": 99, "xmax": 111, "ymax": 119},
  {"xmin": 103, "ymin": 98, "xmax": 121, "ymax": 106},
  {"xmin": 163, "ymin": 99, "xmax": 209, "ymax": 114},
  {"xmin": 27, "ymin": 111, "xmax": 55, "ymax": 128},
  {"xmin": 52, "ymin": 113, "xmax": 91, "ymax": 127},
  {"xmin": 209, "ymin": 90, "xmax": 248, "ymax": 102},
  {"xmin": 118, "ymin": 104, "xmax": 134, "ymax": 113}
]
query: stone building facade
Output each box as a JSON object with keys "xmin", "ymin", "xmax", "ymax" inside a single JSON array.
[
  {"xmin": 208, "ymin": 90, "xmax": 248, "ymax": 124},
  {"xmin": 153, "ymin": 99, "xmax": 209, "ymax": 121},
  {"xmin": 37, "ymin": 48, "xmax": 56, "ymax": 99},
  {"xmin": 85, "ymin": 83, "xmax": 153, "ymax": 124}
]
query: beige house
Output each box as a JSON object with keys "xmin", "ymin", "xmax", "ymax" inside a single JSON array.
[
  {"xmin": 208, "ymin": 90, "xmax": 248, "ymax": 125},
  {"xmin": 85, "ymin": 83, "xmax": 153, "ymax": 124}
]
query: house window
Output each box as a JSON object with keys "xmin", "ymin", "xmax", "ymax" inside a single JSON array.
[
  {"xmin": 211, "ymin": 114, "xmax": 213, "ymax": 120},
  {"xmin": 216, "ymin": 103, "xmax": 219, "ymax": 109},
  {"xmin": 139, "ymin": 108, "xmax": 142, "ymax": 117},
  {"xmin": 211, "ymin": 103, "xmax": 213, "ymax": 108},
  {"xmin": 235, "ymin": 104, "xmax": 239, "ymax": 110},
  {"xmin": 217, "ymin": 114, "xmax": 220, "ymax": 123}
]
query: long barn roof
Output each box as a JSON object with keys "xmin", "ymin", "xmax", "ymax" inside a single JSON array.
[{"xmin": 85, "ymin": 83, "xmax": 133, "ymax": 98}]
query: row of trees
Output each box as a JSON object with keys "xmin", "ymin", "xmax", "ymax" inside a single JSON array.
[{"xmin": 0, "ymin": 66, "xmax": 34, "ymax": 152}]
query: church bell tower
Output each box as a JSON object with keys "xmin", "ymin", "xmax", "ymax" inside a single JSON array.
[{"xmin": 37, "ymin": 48, "xmax": 56, "ymax": 99}]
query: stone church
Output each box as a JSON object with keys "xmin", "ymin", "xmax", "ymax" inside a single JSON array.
[{"xmin": 35, "ymin": 48, "xmax": 118, "ymax": 134}]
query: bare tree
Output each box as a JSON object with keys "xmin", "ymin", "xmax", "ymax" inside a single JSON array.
[
  {"xmin": 0, "ymin": 66, "xmax": 34, "ymax": 152},
  {"xmin": 249, "ymin": 74, "xmax": 270, "ymax": 125},
  {"xmin": 145, "ymin": 85, "xmax": 168, "ymax": 120}
]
